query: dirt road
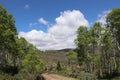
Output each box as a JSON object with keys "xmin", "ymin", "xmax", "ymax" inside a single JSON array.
[{"xmin": 42, "ymin": 73, "xmax": 76, "ymax": 80}]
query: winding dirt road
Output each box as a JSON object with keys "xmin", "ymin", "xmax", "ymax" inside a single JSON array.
[{"xmin": 42, "ymin": 73, "xmax": 76, "ymax": 80}]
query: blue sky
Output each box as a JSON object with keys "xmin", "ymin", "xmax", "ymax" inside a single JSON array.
[
  {"xmin": 1, "ymin": 0, "xmax": 120, "ymax": 32},
  {"xmin": 0, "ymin": 0, "xmax": 120, "ymax": 50}
]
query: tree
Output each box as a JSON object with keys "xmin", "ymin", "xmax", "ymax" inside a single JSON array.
[
  {"xmin": 106, "ymin": 8, "xmax": 120, "ymax": 76},
  {"xmin": 90, "ymin": 22, "xmax": 102, "ymax": 54},
  {"xmin": 88, "ymin": 22, "xmax": 103, "ymax": 73},
  {"xmin": 67, "ymin": 50, "xmax": 77, "ymax": 65},
  {"xmin": 75, "ymin": 26, "xmax": 88, "ymax": 66},
  {"xmin": 0, "ymin": 5, "xmax": 45, "ymax": 79},
  {"xmin": 0, "ymin": 5, "xmax": 17, "ymax": 67},
  {"xmin": 100, "ymin": 29, "xmax": 113, "ymax": 77},
  {"xmin": 15, "ymin": 37, "xmax": 29, "ymax": 67},
  {"xmin": 22, "ymin": 49, "xmax": 45, "ymax": 73},
  {"xmin": 106, "ymin": 8, "xmax": 120, "ymax": 50}
]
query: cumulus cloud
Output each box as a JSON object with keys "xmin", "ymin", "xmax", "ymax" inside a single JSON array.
[
  {"xmin": 19, "ymin": 30, "xmax": 76, "ymax": 50},
  {"xmin": 48, "ymin": 10, "xmax": 89, "ymax": 38},
  {"xmin": 97, "ymin": 10, "xmax": 111, "ymax": 26},
  {"xmin": 24, "ymin": 4, "xmax": 30, "ymax": 9},
  {"xmin": 19, "ymin": 10, "xmax": 89, "ymax": 50}
]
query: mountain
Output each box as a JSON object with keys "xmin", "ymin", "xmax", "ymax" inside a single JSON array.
[{"xmin": 57, "ymin": 48, "xmax": 76, "ymax": 52}]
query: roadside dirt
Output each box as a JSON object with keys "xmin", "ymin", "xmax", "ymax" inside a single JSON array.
[{"xmin": 42, "ymin": 73, "xmax": 76, "ymax": 80}]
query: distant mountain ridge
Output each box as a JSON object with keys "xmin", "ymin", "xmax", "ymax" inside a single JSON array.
[
  {"xmin": 57, "ymin": 48, "xmax": 76, "ymax": 52},
  {"xmin": 44, "ymin": 48, "xmax": 76, "ymax": 52}
]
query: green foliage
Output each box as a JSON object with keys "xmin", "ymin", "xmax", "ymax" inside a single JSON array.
[
  {"xmin": 106, "ymin": 9, "xmax": 120, "ymax": 75},
  {"xmin": 75, "ymin": 16, "xmax": 120, "ymax": 79},
  {"xmin": 67, "ymin": 50, "xmax": 77, "ymax": 65},
  {"xmin": 0, "ymin": 5, "xmax": 45, "ymax": 79},
  {"xmin": 106, "ymin": 8, "xmax": 120, "ymax": 47},
  {"xmin": 0, "ymin": 5, "xmax": 17, "ymax": 67},
  {"xmin": 75, "ymin": 26, "xmax": 88, "ymax": 65},
  {"xmin": 22, "ymin": 51, "xmax": 45, "ymax": 73}
]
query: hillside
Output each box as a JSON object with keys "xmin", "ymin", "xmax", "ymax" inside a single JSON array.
[{"xmin": 39, "ymin": 50, "xmax": 70, "ymax": 66}]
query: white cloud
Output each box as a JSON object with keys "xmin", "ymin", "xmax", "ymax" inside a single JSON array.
[
  {"xmin": 24, "ymin": 4, "xmax": 30, "ymax": 9},
  {"xmin": 19, "ymin": 10, "xmax": 89, "ymax": 50},
  {"xmin": 19, "ymin": 30, "xmax": 76, "ymax": 50},
  {"xmin": 29, "ymin": 23, "xmax": 38, "ymax": 27},
  {"xmin": 38, "ymin": 18, "xmax": 48, "ymax": 26},
  {"xmin": 29, "ymin": 18, "xmax": 49, "ymax": 27},
  {"xmin": 97, "ymin": 10, "xmax": 111, "ymax": 26},
  {"xmin": 48, "ymin": 10, "xmax": 89, "ymax": 38}
]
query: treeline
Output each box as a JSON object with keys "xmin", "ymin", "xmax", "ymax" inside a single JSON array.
[
  {"xmin": 0, "ymin": 5, "xmax": 45, "ymax": 80},
  {"xmin": 75, "ymin": 8, "xmax": 120, "ymax": 79}
]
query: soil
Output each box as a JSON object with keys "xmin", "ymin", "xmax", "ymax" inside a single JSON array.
[{"xmin": 42, "ymin": 73, "xmax": 76, "ymax": 80}]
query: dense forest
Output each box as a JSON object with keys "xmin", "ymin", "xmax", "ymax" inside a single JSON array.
[{"xmin": 0, "ymin": 5, "xmax": 120, "ymax": 80}]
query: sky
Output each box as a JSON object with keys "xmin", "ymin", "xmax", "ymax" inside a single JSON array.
[{"xmin": 0, "ymin": 0, "xmax": 120, "ymax": 50}]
